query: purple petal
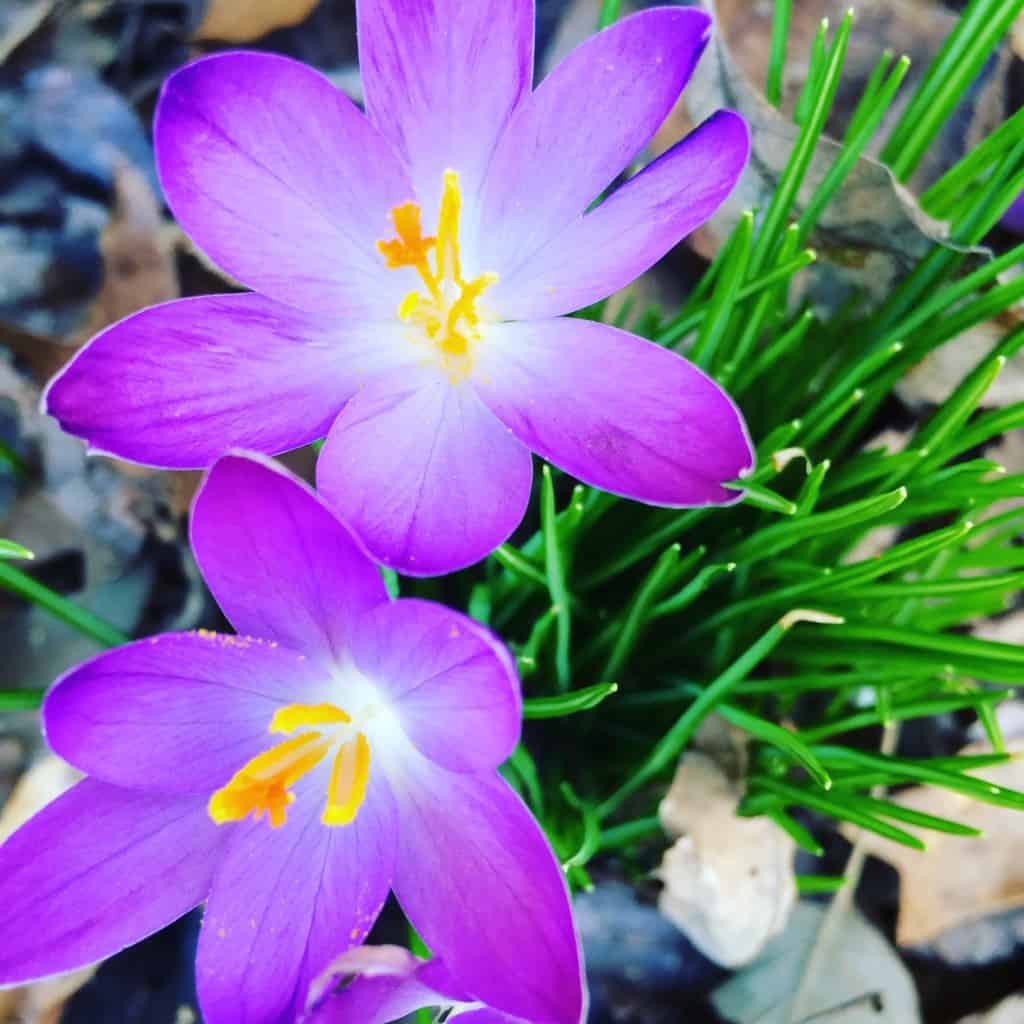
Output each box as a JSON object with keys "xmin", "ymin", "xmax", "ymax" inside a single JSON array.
[
  {"xmin": 156, "ymin": 52, "xmax": 412, "ymax": 317},
  {"xmin": 307, "ymin": 949, "xmax": 513, "ymax": 1024},
  {"xmin": 392, "ymin": 763, "xmax": 586, "ymax": 1024},
  {"xmin": 351, "ymin": 598, "xmax": 520, "ymax": 773},
  {"xmin": 476, "ymin": 318, "xmax": 753, "ymax": 506},
  {"xmin": 316, "ymin": 370, "xmax": 532, "ymax": 576},
  {"xmin": 45, "ymin": 294, "xmax": 415, "ymax": 469},
  {"xmin": 357, "ymin": 0, "xmax": 533, "ymax": 224},
  {"xmin": 197, "ymin": 770, "xmax": 396, "ymax": 1024},
  {"xmin": 1002, "ymin": 190, "xmax": 1024, "ymax": 234},
  {"xmin": 44, "ymin": 632, "xmax": 323, "ymax": 794},
  {"xmin": 192, "ymin": 454, "xmax": 389, "ymax": 666},
  {"xmin": 490, "ymin": 111, "xmax": 750, "ymax": 319},
  {"xmin": 0, "ymin": 780, "xmax": 219, "ymax": 984},
  {"xmin": 306, "ymin": 947, "xmax": 444, "ymax": 1024},
  {"xmin": 479, "ymin": 7, "xmax": 711, "ymax": 280}
]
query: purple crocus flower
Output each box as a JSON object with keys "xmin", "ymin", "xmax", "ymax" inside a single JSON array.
[
  {"xmin": 0, "ymin": 453, "xmax": 585, "ymax": 1024},
  {"xmin": 45, "ymin": 0, "xmax": 753, "ymax": 576},
  {"xmin": 303, "ymin": 945, "xmax": 550, "ymax": 1023}
]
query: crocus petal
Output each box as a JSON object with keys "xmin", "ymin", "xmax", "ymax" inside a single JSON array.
[
  {"xmin": 391, "ymin": 761, "xmax": 585, "ymax": 1024},
  {"xmin": 306, "ymin": 947, "xmax": 444, "ymax": 1024},
  {"xmin": 479, "ymin": 7, "xmax": 711, "ymax": 280},
  {"xmin": 44, "ymin": 294, "xmax": 415, "ymax": 469},
  {"xmin": 351, "ymin": 598, "xmax": 520, "ymax": 773},
  {"xmin": 44, "ymin": 632, "xmax": 324, "ymax": 794},
  {"xmin": 197, "ymin": 770, "xmax": 396, "ymax": 1024},
  {"xmin": 490, "ymin": 111, "xmax": 750, "ymax": 319},
  {"xmin": 356, "ymin": 0, "xmax": 533, "ymax": 225},
  {"xmin": 316, "ymin": 370, "xmax": 532, "ymax": 576},
  {"xmin": 307, "ymin": 949, "xmax": 519, "ymax": 1024},
  {"xmin": 476, "ymin": 318, "xmax": 753, "ymax": 507},
  {"xmin": 192, "ymin": 454, "xmax": 389, "ymax": 665},
  {"xmin": 0, "ymin": 780, "xmax": 219, "ymax": 984},
  {"xmin": 156, "ymin": 52, "xmax": 412, "ymax": 317}
]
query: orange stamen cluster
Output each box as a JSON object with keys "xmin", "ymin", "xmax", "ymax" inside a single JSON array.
[
  {"xmin": 378, "ymin": 170, "xmax": 497, "ymax": 382},
  {"xmin": 208, "ymin": 703, "xmax": 371, "ymax": 829}
]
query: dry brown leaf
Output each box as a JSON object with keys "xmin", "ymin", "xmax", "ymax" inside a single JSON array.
[
  {"xmin": 656, "ymin": 720, "xmax": 796, "ymax": 967},
  {"xmin": 72, "ymin": 162, "xmax": 179, "ymax": 346},
  {"xmin": 959, "ymin": 994, "xmax": 1024, "ymax": 1024},
  {"xmin": 195, "ymin": 0, "xmax": 321, "ymax": 42},
  {"xmin": 710, "ymin": 0, "xmax": 1010, "ymax": 191},
  {"xmin": 844, "ymin": 741, "xmax": 1024, "ymax": 946},
  {"xmin": 0, "ymin": 756, "xmax": 94, "ymax": 1024},
  {"xmin": 662, "ymin": 0, "xmax": 962, "ymax": 317}
]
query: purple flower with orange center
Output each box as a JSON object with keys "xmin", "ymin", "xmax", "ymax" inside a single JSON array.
[
  {"xmin": 45, "ymin": 0, "xmax": 753, "ymax": 576},
  {"xmin": 0, "ymin": 454, "xmax": 585, "ymax": 1024}
]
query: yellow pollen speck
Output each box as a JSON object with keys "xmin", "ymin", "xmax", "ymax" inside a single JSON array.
[{"xmin": 378, "ymin": 170, "xmax": 497, "ymax": 384}]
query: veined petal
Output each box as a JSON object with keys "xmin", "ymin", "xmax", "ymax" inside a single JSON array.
[
  {"xmin": 357, "ymin": 0, "xmax": 533, "ymax": 227},
  {"xmin": 44, "ymin": 632, "xmax": 324, "ymax": 794},
  {"xmin": 44, "ymin": 294, "xmax": 414, "ymax": 469},
  {"xmin": 156, "ymin": 52, "xmax": 412, "ymax": 317},
  {"xmin": 392, "ymin": 762, "xmax": 586, "ymax": 1024},
  {"xmin": 479, "ymin": 7, "xmax": 711, "ymax": 281},
  {"xmin": 476, "ymin": 318, "xmax": 754, "ymax": 507},
  {"xmin": 490, "ymin": 111, "xmax": 750, "ymax": 319},
  {"xmin": 197, "ymin": 769, "xmax": 396, "ymax": 1024},
  {"xmin": 191, "ymin": 454, "xmax": 389, "ymax": 666},
  {"xmin": 0, "ymin": 780, "xmax": 219, "ymax": 985},
  {"xmin": 351, "ymin": 598, "xmax": 520, "ymax": 773},
  {"xmin": 316, "ymin": 369, "xmax": 532, "ymax": 576}
]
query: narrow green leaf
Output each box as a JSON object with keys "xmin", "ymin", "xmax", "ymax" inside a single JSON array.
[
  {"xmin": 723, "ymin": 479, "xmax": 797, "ymax": 516},
  {"xmin": 727, "ymin": 488, "xmax": 907, "ymax": 563},
  {"xmin": 541, "ymin": 465, "xmax": 572, "ymax": 692},
  {"xmin": 765, "ymin": 0, "xmax": 792, "ymax": 107},
  {"xmin": 748, "ymin": 777, "xmax": 926, "ymax": 849},
  {"xmin": 598, "ymin": 612, "xmax": 837, "ymax": 820},
  {"xmin": 605, "ymin": 545, "xmax": 680, "ymax": 679},
  {"xmin": 597, "ymin": 0, "xmax": 622, "ymax": 29},
  {"xmin": 0, "ymin": 689, "xmax": 46, "ymax": 710},
  {"xmin": 492, "ymin": 544, "xmax": 547, "ymax": 588},
  {"xmin": 523, "ymin": 683, "xmax": 618, "ymax": 720},
  {"xmin": 0, "ymin": 540, "xmax": 33, "ymax": 560},
  {"xmin": 0, "ymin": 560, "xmax": 128, "ymax": 649},
  {"xmin": 796, "ymin": 874, "xmax": 847, "ymax": 894},
  {"xmin": 716, "ymin": 701, "xmax": 831, "ymax": 788}
]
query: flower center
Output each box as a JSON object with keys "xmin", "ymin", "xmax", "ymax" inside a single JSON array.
[
  {"xmin": 208, "ymin": 702, "xmax": 371, "ymax": 829},
  {"xmin": 378, "ymin": 170, "xmax": 497, "ymax": 384}
]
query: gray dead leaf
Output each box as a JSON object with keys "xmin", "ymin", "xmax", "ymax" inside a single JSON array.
[
  {"xmin": 656, "ymin": 726, "xmax": 796, "ymax": 967},
  {"xmin": 670, "ymin": 0, "xmax": 962, "ymax": 316},
  {"xmin": 959, "ymin": 995, "xmax": 1024, "ymax": 1024},
  {"xmin": 712, "ymin": 902, "xmax": 922, "ymax": 1024}
]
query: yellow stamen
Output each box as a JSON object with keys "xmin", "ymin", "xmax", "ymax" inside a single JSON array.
[
  {"xmin": 269, "ymin": 703, "xmax": 352, "ymax": 735},
  {"xmin": 323, "ymin": 733, "xmax": 371, "ymax": 826},
  {"xmin": 378, "ymin": 170, "xmax": 498, "ymax": 383},
  {"xmin": 208, "ymin": 732, "xmax": 330, "ymax": 828}
]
